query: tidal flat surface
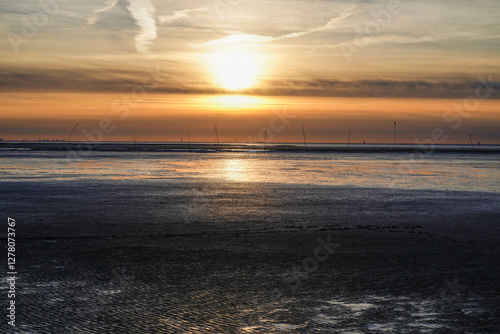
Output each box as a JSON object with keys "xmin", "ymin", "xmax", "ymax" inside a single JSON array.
[{"xmin": 0, "ymin": 146, "xmax": 499, "ymax": 333}]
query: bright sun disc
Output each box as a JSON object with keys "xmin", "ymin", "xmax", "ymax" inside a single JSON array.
[{"xmin": 212, "ymin": 53, "xmax": 259, "ymax": 90}]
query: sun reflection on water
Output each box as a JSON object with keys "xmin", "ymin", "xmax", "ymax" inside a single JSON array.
[{"xmin": 223, "ymin": 159, "xmax": 249, "ymax": 182}]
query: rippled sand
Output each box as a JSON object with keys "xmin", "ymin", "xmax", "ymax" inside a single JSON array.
[{"xmin": 1, "ymin": 179, "xmax": 498, "ymax": 333}]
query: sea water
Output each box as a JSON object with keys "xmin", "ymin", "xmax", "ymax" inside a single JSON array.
[{"xmin": 1, "ymin": 143, "xmax": 499, "ymax": 193}]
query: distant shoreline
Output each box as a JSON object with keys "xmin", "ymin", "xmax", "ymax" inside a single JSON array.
[{"xmin": 1, "ymin": 141, "xmax": 500, "ymax": 153}]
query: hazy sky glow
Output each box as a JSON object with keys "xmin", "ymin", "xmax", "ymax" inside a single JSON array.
[{"xmin": 1, "ymin": 0, "xmax": 499, "ymax": 142}]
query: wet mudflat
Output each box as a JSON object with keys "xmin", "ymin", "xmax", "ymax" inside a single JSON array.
[{"xmin": 2, "ymin": 179, "xmax": 498, "ymax": 333}]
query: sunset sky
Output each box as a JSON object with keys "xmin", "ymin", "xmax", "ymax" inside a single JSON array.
[{"xmin": 1, "ymin": 0, "xmax": 499, "ymax": 143}]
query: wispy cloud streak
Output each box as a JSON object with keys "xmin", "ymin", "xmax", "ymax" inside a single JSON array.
[
  {"xmin": 87, "ymin": 0, "xmax": 120, "ymax": 25},
  {"xmin": 126, "ymin": 0, "xmax": 157, "ymax": 53},
  {"xmin": 88, "ymin": 0, "xmax": 157, "ymax": 53},
  {"xmin": 336, "ymin": 34, "xmax": 435, "ymax": 49},
  {"xmin": 199, "ymin": 6, "xmax": 359, "ymax": 47},
  {"xmin": 158, "ymin": 7, "xmax": 209, "ymax": 25},
  {"xmin": 279, "ymin": 6, "xmax": 359, "ymax": 39}
]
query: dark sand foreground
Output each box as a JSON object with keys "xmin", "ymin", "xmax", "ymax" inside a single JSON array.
[{"xmin": 1, "ymin": 180, "xmax": 499, "ymax": 333}]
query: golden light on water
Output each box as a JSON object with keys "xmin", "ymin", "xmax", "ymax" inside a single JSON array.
[{"xmin": 223, "ymin": 159, "xmax": 248, "ymax": 182}]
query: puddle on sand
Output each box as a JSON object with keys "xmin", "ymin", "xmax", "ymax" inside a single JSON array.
[{"xmin": 310, "ymin": 295, "xmax": 460, "ymax": 332}]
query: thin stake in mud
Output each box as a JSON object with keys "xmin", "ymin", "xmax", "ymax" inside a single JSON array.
[
  {"xmin": 468, "ymin": 134, "xmax": 475, "ymax": 151},
  {"xmin": 263, "ymin": 128, "xmax": 267, "ymax": 149},
  {"xmin": 132, "ymin": 131, "xmax": 137, "ymax": 150},
  {"xmin": 215, "ymin": 124, "xmax": 220, "ymax": 150},
  {"xmin": 68, "ymin": 122, "xmax": 79, "ymax": 142},
  {"xmin": 348, "ymin": 128, "xmax": 351, "ymax": 149},
  {"xmin": 302, "ymin": 121, "xmax": 307, "ymax": 149},
  {"xmin": 188, "ymin": 131, "xmax": 192, "ymax": 151},
  {"xmin": 394, "ymin": 121, "xmax": 397, "ymax": 149}
]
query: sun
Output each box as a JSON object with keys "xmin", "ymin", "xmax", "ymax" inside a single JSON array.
[{"xmin": 212, "ymin": 52, "xmax": 260, "ymax": 91}]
